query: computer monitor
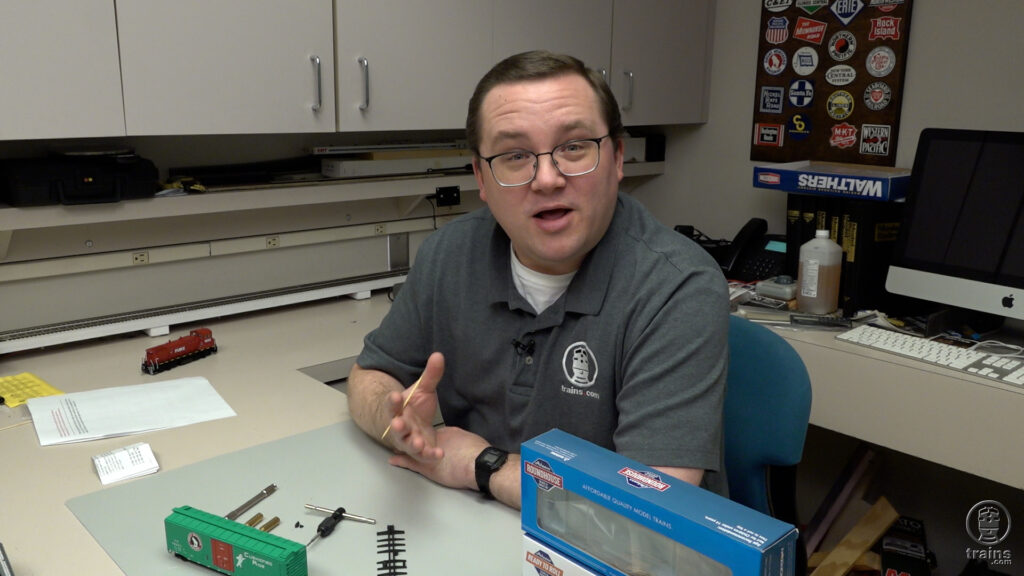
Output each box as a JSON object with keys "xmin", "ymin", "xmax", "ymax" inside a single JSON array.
[{"xmin": 886, "ymin": 128, "xmax": 1024, "ymax": 328}]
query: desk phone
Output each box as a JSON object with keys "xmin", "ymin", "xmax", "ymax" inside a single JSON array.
[{"xmin": 701, "ymin": 218, "xmax": 786, "ymax": 282}]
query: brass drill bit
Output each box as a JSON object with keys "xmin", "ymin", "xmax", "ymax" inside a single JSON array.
[{"xmin": 259, "ymin": 516, "xmax": 281, "ymax": 532}]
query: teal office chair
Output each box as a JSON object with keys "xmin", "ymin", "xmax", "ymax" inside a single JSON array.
[{"xmin": 724, "ymin": 315, "xmax": 812, "ymax": 565}]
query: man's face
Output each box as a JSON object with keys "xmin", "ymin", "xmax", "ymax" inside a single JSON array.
[{"xmin": 473, "ymin": 73, "xmax": 624, "ymax": 275}]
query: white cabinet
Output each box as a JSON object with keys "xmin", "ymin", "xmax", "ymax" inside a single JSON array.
[
  {"xmin": 117, "ymin": 0, "xmax": 336, "ymax": 136},
  {"xmin": 493, "ymin": 0, "xmax": 613, "ymax": 74},
  {"xmin": 610, "ymin": 0, "xmax": 713, "ymax": 125},
  {"xmin": 0, "ymin": 0, "xmax": 125, "ymax": 140},
  {"xmin": 0, "ymin": 1, "xmax": 712, "ymax": 141},
  {"xmin": 492, "ymin": 0, "xmax": 713, "ymax": 127},
  {"xmin": 335, "ymin": 1, "xmax": 494, "ymax": 132}
]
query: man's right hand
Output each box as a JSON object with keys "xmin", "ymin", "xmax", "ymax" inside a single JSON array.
[
  {"xmin": 348, "ymin": 353, "xmax": 521, "ymax": 507},
  {"xmin": 381, "ymin": 351, "xmax": 445, "ymax": 462}
]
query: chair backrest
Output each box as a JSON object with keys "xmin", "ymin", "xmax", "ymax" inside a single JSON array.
[{"xmin": 724, "ymin": 315, "xmax": 812, "ymax": 517}]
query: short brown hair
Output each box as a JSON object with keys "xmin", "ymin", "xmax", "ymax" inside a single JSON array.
[{"xmin": 465, "ymin": 50, "xmax": 625, "ymax": 154}]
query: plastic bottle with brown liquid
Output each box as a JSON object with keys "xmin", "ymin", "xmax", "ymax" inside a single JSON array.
[{"xmin": 797, "ymin": 229, "xmax": 842, "ymax": 314}]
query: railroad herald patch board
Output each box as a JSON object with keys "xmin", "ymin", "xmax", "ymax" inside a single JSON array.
[{"xmin": 750, "ymin": 0, "xmax": 913, "ymax": 166}]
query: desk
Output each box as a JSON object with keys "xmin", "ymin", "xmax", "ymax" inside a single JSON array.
[
  {"xmin": 778, "ymin": 327, "xmax": 1024, "ymax": 490},
  {"xmin": 6, "ymin": 294, "xmax": 1023, "ymax": 573},
  {"xmin": 0, "ymin": 294, "xmax": 519, "ymax": 575}
]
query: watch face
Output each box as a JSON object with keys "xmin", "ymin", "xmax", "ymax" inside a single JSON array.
[
  {"xmin": 478, "ymin": 447, "xmax": 508, "ymax": 469},
  {"xmin": 476, "ymin": 447, "xmax": 508, "ymax": 497},
  {"xmin": 482, "ymin": 451, "xmax": 503, "ymax": 466}
]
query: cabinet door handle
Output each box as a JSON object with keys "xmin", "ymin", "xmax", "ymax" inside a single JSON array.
[
  {"xmin": 598, "ymin": 68, "xmax": 608, "ymax": 84},
  {"xmin": 622, "ymin": 70, "xmax": 634, "ymax": 111},
  {"xmin": 310, "ymin": 55, "xmax": 322, "ymax": 112},
  {"xmin": 358, "ymin": 57, "xmax": 370, "ymax": 111}
]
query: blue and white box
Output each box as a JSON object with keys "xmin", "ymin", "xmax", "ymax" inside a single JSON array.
[
  {"xmin": 753, "ymin": 160, "xmax": 911, "ymax": 201},
  {"xmin": 522, "ymin": 429, "xmax": 798, "ymax": 576},
  {"xmin": 523, "ymin": 534, "xmax": 600, "ymax": 576}
]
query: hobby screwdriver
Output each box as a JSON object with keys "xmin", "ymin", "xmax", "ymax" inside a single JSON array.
[{"xmin": 304, "ymin": 504, "xmax": 376, "ymax": 547}]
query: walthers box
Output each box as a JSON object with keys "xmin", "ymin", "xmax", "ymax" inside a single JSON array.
[
  {"xmin": 522, "ymin": 429, "xmax": 798, "ymax": 576},
  {"xmin": 753, "ymin": 160, "xmax": 910, "ymax": 202}
]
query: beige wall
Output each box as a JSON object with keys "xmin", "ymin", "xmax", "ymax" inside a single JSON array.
[{"xmin": 634, "ymin": 1, "xmax": 1024, "ymax": 240}]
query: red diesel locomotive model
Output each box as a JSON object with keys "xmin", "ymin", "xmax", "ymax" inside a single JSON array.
[{"xmin": 142, "ymin": 328, "xmax": 217, "ymax": 375}]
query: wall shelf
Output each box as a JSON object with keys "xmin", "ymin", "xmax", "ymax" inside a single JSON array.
[{"xmin": 0, "ymin": 162, "xmax": 664, "ymax": 233}]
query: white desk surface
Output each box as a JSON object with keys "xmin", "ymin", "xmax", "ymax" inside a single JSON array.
[
  {"xmin": 777, "ymin": 326, "xmax": 1024, "ymax": 490},
  {"xmin": 6, "ymin": 292, "xmax": 1024, "ymax": 573},
  {"xmin": 0, "ymin": 294, "xmax": 517, "ymax": 575}
]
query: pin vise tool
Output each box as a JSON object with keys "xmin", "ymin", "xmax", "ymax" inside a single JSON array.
[{"xmin": 304, "ymin": 504, "xmax": 376, "ymax": 547}]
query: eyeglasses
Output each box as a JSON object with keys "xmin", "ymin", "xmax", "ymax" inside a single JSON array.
[{"xmin": 479, "ymin": 135, "xmax": 610, "ymax": 187}]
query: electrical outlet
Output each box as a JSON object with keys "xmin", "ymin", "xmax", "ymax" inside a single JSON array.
[
  {"xmin": 374, "ymin": 223, "xmax": 387, "ymax": 235},
  {"xmin": 434, "ymin": 186, "xmax": 461, "ymax": 207},
  {"xmin": 132, "ymin": 251, "xmax": 149, "ymax": 265},
  {"xmin": 266, "ymin": 235, "xmax": 280, "ymax": 249}
]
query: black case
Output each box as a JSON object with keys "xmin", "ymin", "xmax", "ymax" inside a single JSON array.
[
  {"xmin": 880, "ymin": 516, "xmax": 934, "ymax": 576},
  {"xmin": 1, "ymin": 153, "xmax": 158, "ymax": 206}
]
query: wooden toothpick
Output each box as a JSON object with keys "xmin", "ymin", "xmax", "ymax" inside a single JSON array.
[{"xmin": 380, "ymin": 376, "xmax": 422, "ymax": 440}]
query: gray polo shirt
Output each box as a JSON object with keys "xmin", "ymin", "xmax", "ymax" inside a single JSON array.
[{"xmin": 357, "ymin": 193, "xmax": 730, "ymax": 495}]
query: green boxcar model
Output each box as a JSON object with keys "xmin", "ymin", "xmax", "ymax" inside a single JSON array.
[{"xmin": 165, "ymin": 506, "xmax": 307, "ymax": 575}]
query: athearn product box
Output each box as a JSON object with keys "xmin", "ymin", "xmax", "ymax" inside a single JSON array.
[
  {"xmin": 524, "ymin": 534, "xmax": 601, "ymax": 576},
  {"xmin": 753, "ymin": 160, "xmax": 910, "ymax": 202},
  {"xmin": 522, "ymin": 429, "xmax": 798, "ymax": 576}
]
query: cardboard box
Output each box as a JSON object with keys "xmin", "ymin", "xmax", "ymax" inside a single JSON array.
[
  {"xmin": 522, "ymin": 429, "xmax": 799, "ymax": 576},
  {"xmin": 753, "ymin": 161, "xmax": 911, "ymax": 202},
  {"xmin": 523, "ymin": 534, "xmax": 601, "ymax": 576}
]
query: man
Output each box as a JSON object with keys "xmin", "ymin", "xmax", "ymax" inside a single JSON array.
[{"xmin": 347, "ymin": 51, "xmax": 729, "ymax": 509}]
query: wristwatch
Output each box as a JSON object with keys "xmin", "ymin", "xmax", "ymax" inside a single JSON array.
[{"xmin": 474, "ymin": 446, "xmax": 509, "ymax": 499}]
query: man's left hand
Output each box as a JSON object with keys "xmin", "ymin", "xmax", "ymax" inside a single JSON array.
[{"xmin": 388, "ymin": 425, "xmax": 488, "ymax": 492}]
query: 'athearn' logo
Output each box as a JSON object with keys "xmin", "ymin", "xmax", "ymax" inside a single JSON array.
[{"xmin": 618, "ymin": 467, "xmax": 670, "ymax": 491}]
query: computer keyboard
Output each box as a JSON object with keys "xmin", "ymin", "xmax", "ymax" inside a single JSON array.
[{"xmin": 836, "ymin": 324, "xmax": 1024, "ymax": 387}]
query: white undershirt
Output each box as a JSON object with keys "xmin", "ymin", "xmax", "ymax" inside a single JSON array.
[{"xmin": 510, "ymin": 245, "xmax": 576, "ymax": 314}]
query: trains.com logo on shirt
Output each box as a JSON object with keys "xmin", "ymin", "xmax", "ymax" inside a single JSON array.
[
  {"xmin": 560, "ymin": 342, "xmax": 601, "ymax": 400},
  {"xmin": 562, "ymin": 342, "xmax": 598, "ymax": 387}
]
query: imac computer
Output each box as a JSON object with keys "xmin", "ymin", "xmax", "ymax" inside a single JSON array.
[{"xmin": 886, "ymin": 128, "xmax": 1024, "ymax": 335}]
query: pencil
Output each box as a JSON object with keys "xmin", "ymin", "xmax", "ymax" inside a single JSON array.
[{"xmin": 380, "ymin": 376, "xmax": 422, "ymax": 440}]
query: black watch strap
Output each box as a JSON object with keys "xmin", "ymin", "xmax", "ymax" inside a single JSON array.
[{"xmin": 474, "ymin": 446, "xmax": 509, "ymax": 499}]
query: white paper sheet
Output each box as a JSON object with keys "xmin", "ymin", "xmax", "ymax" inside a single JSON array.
[
  {"xmin": 27, "ymin": 377, "xmax": 236, "ymax": 446},
  {"xmin": 93, "ymin": 442, "xmax": 160, "ymax": 485}
]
